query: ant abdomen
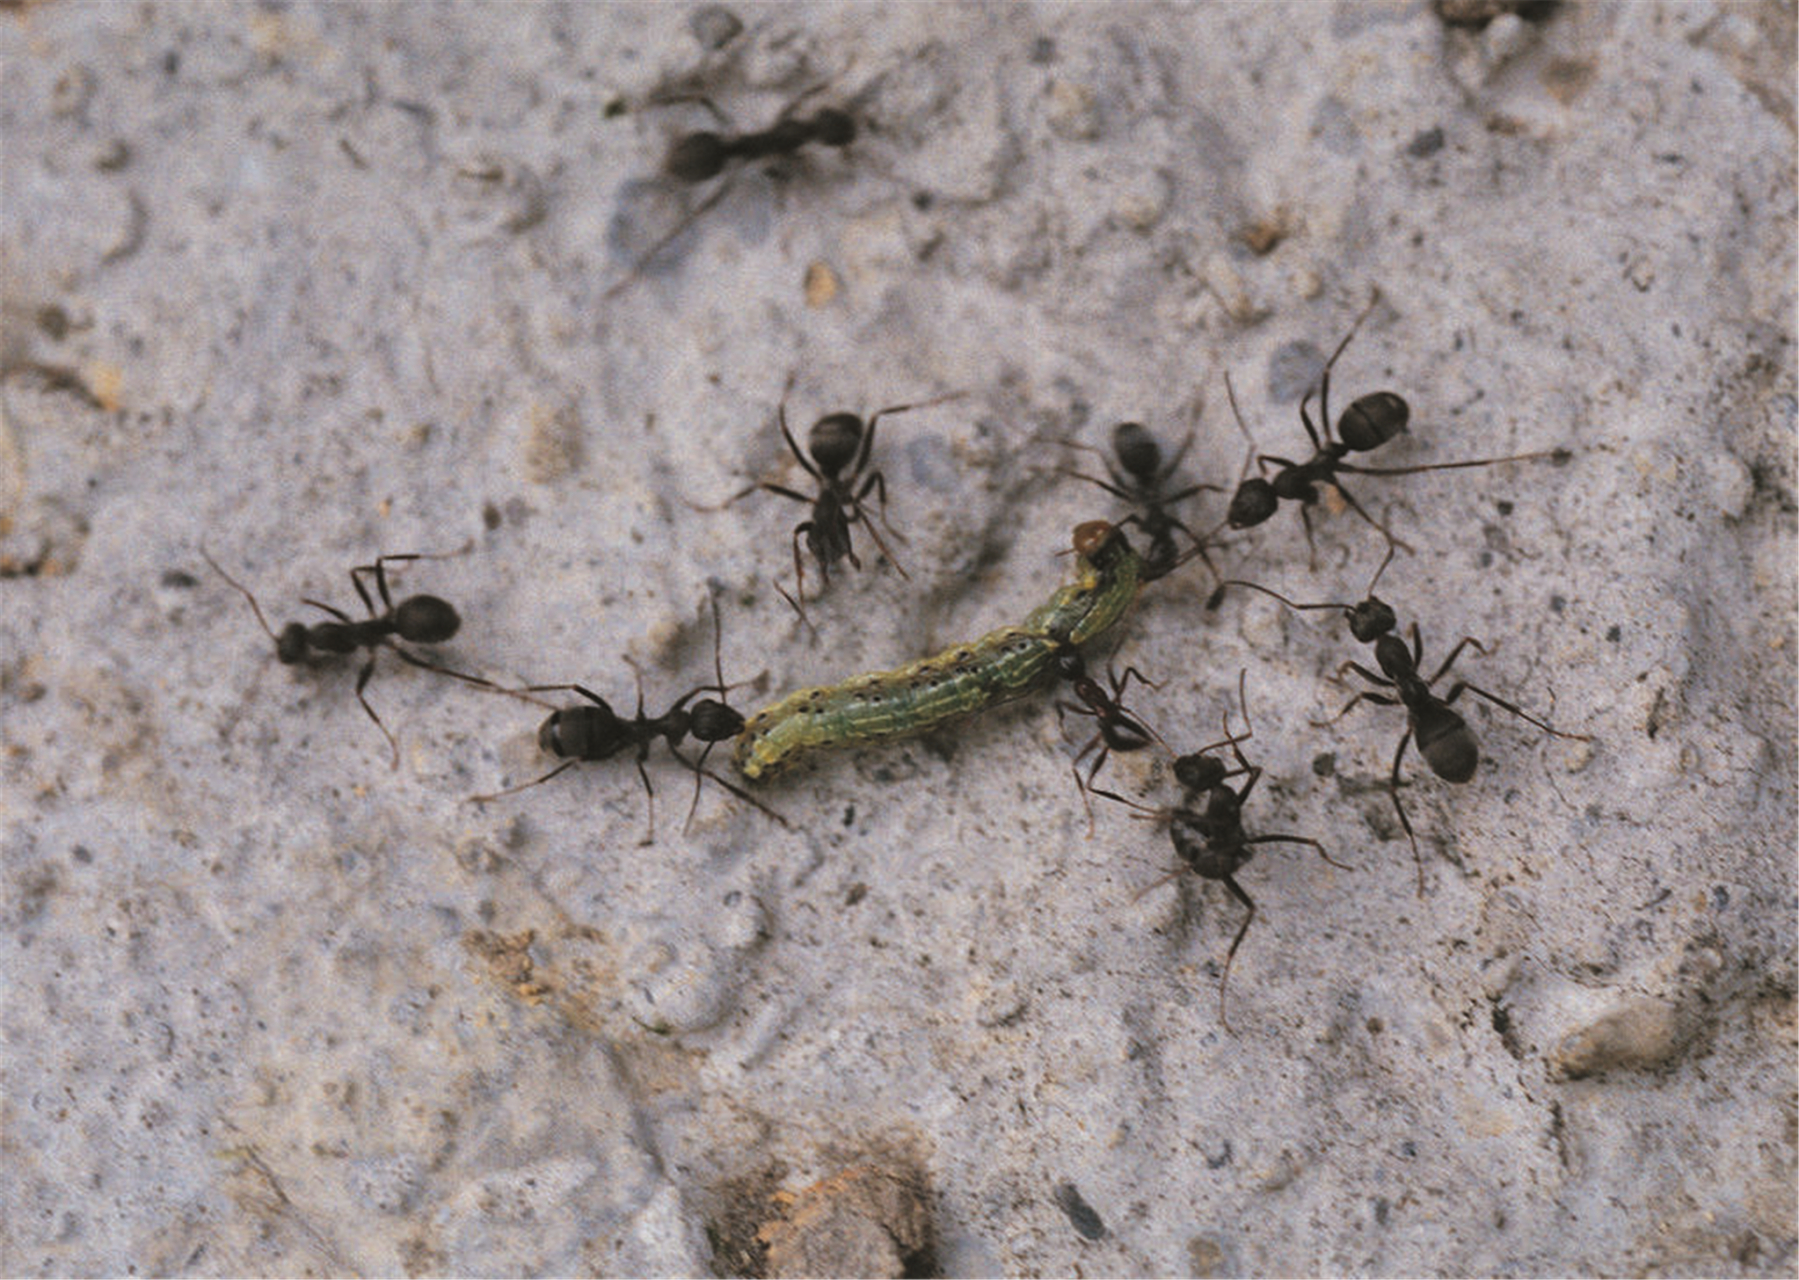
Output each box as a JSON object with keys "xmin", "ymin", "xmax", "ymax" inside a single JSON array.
[
  {"xmin": 1337, "ymin": 391, "xmax": 1409, "ymax": 452},
  {"xmin": 394, "ymin": 596, "xmax": 460, "ymax": 645},
  {"xmin": 807, "ymin": 413, "xmax": 866, "ymax": 475},
  {"xmin": 1111, "ymin": 421, "xmax": 1162, "ymax": 479},
  {"xmin": 540, "ymin": 705, "xmax": 622, "ymax": 760},
  {"xmin": 1171, "ymin": 806, "xmax": 1252, "ymax": 881},
  {"xmin": 1413, "ymin": 702, "xmax": 1479, "ymax": 783}
]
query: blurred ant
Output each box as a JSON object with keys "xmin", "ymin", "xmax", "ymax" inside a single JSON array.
[
  {"xmin": 1218, "ymin": 549, "xmax": 1592, "ymax": 892},
  {"xmin": 203, "ymin": 546, "xmax": 491, "ymax": 767},
  {"xmin": 468, "ymin": 595, "xmax": 785, "ymax": 842},
  {"xmin": 1052, "ymin": 646, "xmax": 1162, "ymax": 834},
  {"xmin": 1099, "ymin": 673, "xmax": 1343, "ymax": 1033},
  {"xmin": 1063, "ymin": 421, "xmax": 1220, "ymax": 583},
  {"xmin": 725, "ymin": 377, "xmax": 962, "ymax": 628},
  {"xmin": 1221, "ymin": 294, "xmax": 1568, "ymax": 561},
  {"xmin": 604, "ymin": 84, "xmax": 858, "ymax": 297}
]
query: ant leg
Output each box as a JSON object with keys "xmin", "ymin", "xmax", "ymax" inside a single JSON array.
[
  {"xmin": 634, "ymin": 755, "xmax": 658, "ymax": 846},
  {"xmin": 1215, "ymin": 873, "xmax": 1257, "ymax": 1035},
  {"xmin": 779, "ymin": 522, "xmax": 817, "ymax": 634},
  {"xmin": 525, "ymin": 683, "xmax": 616, "ymax": 708},
  {"xmin": 1346, "ymin": 448, "xmax": 1570, "ymax": 478},
  {"xmin": 1297, "ymin": 504, "xmax": 1321, "ymax": 571},
  {"xmin": 682, "ymin": 740, "xmax": 714, "ymax": 835},
  {"xmin": 856, "ymin": 467, "xmax": 908, "ymax": 544},
  {"xmin": 354, "ymin": 553, "xmax": 423, "ymax": 616},
  {"xmin": 1232, "ymin": 764, "xmax": 1264, "ymax": 804},
  {"xmin": 1247, "ymin": 833, "xmax": 1351, "ymax": 871},
  {"xmin": 347, "ymin": 563, "xmax": 381, "ymax": 617},
  {"xmin": 1426, "ymin": 636, "xmax": 1487, "ymax": 686},
  {"xmin": 388, "ymin": 644, "xmax": 500, "ymax": 691},
  {"xmin": 353, "ymin": 654, "xmax": 401, "ymax": 768},
  {"xmin": 668, "ymin": 746, "xmax": 790, "ymax": 830},
  {"xmin": 602, "ymin": 173, "xmax": 737, "ymax": 301},
  {"xmin": 1442, "ymin": 682, "xmax": 1593, "ymax": 741},
  {"xmin": 1383, "ymin": 728, "xmax": 1427, "ymax": 895},
  {"xmin": 698, "ymin": 479, "xmax": 815, "ymax": 514},
  {"xmin": 1069, "ymin": 754, "xmax": 1100, "ymax": 839},
  {"xmin": 468, "ymin": 759, "xmax": 578, "ymax": 804},
  {"xmin": 1298, "ymin": 384, "xmax": 1327, "ymax": 452},
  {"xmin": 1328, "ymin": 480, "xmax": 1415, "ymax": 555},
  {"xmin": 860, "ymin": 390, "xmax": 966, "ymax": 475},
  {"xmin": 1060, "ymin": 467, "xmax": 1137, "ymax": 503},
  {"xmin": 1314, "ymin": 684, "xmax": 1396, "ymax": 729},
  {"xmin": 301, "ymin": 597, "xmax": 355, "ymax": 624},
  {"xmin": 850, "ymin": 484, "xmax": 911, "ymax": 580}
]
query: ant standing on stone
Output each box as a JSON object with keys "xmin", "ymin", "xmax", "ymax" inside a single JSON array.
[{"xmin": 203, "ymin": 546, "xmax": 492, "ymax": 767}]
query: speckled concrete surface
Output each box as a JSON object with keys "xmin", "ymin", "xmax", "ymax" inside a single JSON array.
[{"xmin": 2, "ymin": 2, "xmax": 1794, "ymax": 1276}]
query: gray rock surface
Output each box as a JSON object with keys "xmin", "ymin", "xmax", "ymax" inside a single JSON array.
[{"xmin": 3, "ymin": 2, "xmax": 1793, "ymax": 1275}]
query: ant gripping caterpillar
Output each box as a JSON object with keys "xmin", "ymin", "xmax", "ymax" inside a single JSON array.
[{"xmin": 732, "ymin": 521, "xmax": 1143, "ymax": 780}]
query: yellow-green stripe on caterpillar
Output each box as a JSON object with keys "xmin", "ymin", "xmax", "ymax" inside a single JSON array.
[{"xmin": 732, "ymin": 521, "xmax": 1143, "ymax": 780}]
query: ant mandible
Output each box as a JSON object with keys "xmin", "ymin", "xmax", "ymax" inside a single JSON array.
[
  {"xmin": 202, "ymin": 546, "xmax": 492, "ymax": 767},
  {"xmin": 468, "ymin": 595, "xmax": 785, "ymax": 842},
  {"xmin": 1221, "ymin": 294, "xmax": 1567, "ymax": 561}
]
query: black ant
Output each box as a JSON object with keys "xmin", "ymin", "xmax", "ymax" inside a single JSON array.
[
  {"xmin": 1063, "ymin": 422, "xmax": 1220, "ymax": 583},
  {"xmin": 1221, "ymin": 295, "xmax": 1568, "ymax": 560},
  {"xmin": 727, "ymin": 378, "xmax": 962, "ymax": 627},
  {"xmin": 1051, "ymin": 646, "xmax": 1162, "ymax": 833},
  {"xmin": 202, "ymin": 546, "xmax": 492, "ymax": 767},
  {"xmin": 605, "ymin": 85, "xmax": 857, "ymax": 297},
  {"xmin": 1098, "ymin": 674, "xmax": 1343, "ymax": 1033},
  {"xmin": 1218, "ymin": 552, "xmax": 1592, "ymax": 893},
  {"xmin": 468, "ymin": 596, "xmax": 785, "ymax": 842}
]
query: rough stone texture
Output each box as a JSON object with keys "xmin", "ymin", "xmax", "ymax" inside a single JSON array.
[{"xmin": 2, "ymin": 2, "xmax": 1793, "ymax": 1276}]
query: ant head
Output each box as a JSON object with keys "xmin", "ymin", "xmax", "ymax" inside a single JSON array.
[
  {"xmin": 689, "ymin": 697, "xmax": 745, "ymax": 743},
  {"xmin": 1173, "ymin": 751, "xmax": 1228, "ymax": 793},
  {"xmin": 1227, "ymin": 479, "xmax": 1278, "ymax": 529},
  {"xmin": 1346, "ymin": 596, "xmax": 1396, "ymax": 643},
  {"xmin": 1052, "ymin": 648, "xmax": 1086, "ymax": 682},
  {"xmin": 808, "ymin": 412, "xmax": 865, "ymax": 475},
  {"xmin": 1111, "ymin": 421, "xmax": 1161, "ymax": 480},
  {"xmin": 395, "ymin": 595, "xmax": 460, "ymax": 644},
  {"xmin": 665, "ymin": 131, "xmax": 727, "ymax": 183},
  {"xmin": 810, "ymin": 106, "xmax": 856, "ymax": 147},
  {"xmin": 1337, "ymin": 391, "xmax": 1409, "ymax": 452},
  {"xmin": 275, "ymin": 623, "xmax": 310, "ymax": 664}
]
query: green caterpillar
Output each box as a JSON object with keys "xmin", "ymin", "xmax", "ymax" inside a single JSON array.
[{"xmin": 732, "ymin": 521, "xmax": 1143, "ymax": 780}]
